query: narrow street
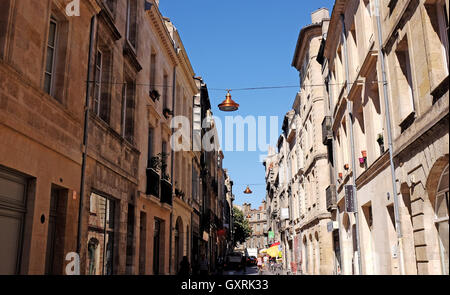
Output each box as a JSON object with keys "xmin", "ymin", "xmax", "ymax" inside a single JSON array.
[{"xmin": 221, "ymin": 266, "xmax": 291, "ymax": 276}]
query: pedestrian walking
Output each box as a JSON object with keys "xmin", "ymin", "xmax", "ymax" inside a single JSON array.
[
  {"xmin": 178, "ymin": 256, "xmax": 191, "ymax": 276},
  {"xmin": 263, "ymin": 255, "xmax": 269, "ymax": 271},
  {"xmin": 257, "ymin": 256, "xmax": 263, "ymax": 275}
]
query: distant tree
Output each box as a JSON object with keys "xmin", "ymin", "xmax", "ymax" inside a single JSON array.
[{"xmin": 232, "ymin": 207, "xmax": 252, "ymax": 248}]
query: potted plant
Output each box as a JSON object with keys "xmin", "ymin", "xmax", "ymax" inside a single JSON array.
[
  {"xmin": 377, "ymin": 134, "xmax": 384, "ymax": 146},
  {"xmin": 377, "ymin": 133, "xmax": 385, "ymax": 153},
  {"xmin": 344, "ymin": 164, "xmax": 349, "ymax": 170},
  {"xmin": 149, "ymin": 154, "xmax": 162, "ymax": 172},
  {"xmin": 361, "ymin": 150, "xmax": 367, "ymax": 158},
  {"xmin": 163, "ymin": 108, "xmax": 173, "ymax": 118},
  {"xmin": 338, "ymin": 172, "xmax": 343, "ymax": 179},
  {"xmin": 149, "ymin": 89, "xmax": 160, "ymax": 102},
  {"xmin": 175, "ymin": 188, "xmax": 185, "ymax": 198}
]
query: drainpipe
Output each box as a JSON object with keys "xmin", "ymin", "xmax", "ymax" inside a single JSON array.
[
  {"xmin": 169, "ymin": 65, "xmax": 176, "ymax": 275},
  {"xmin": 340, "ymin": 13, "xmax": 363, "ymax": 275},
  {"xmin": 326, "ymin": 72, "xmax": 345, "ymax": 275},
  {"xmin": 77, "ymin": 15, "xmax": 97, "ymax": 257},
  {"xmin": 374, "ymin": 0, "xmax": 405, "ymax": 275}
]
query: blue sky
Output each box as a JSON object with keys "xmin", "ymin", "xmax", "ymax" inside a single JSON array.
[{"xmin": 159, "ymin": 0, "xmax": 335, "ymax": 209}]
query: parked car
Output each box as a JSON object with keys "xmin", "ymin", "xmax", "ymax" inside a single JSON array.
[{"xmin": 224, "ymin": 252, "xmax": 244, "ymax": 270}]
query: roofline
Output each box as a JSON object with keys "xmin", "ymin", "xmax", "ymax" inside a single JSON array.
[{"xmin": 291, "ymin": 22, "xmax": 324, "ymax": 69}]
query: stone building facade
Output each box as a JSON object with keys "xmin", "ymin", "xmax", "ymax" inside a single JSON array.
[
  {"xmin": 264, "ymin": 8, "xmax": 334, "ymax": 275},
  {"xmin": 0, "ymin": 0, "xmax": 234, "ymax": 275},
  {"xmin": 0, "ymin": 0, "xmax": 99, "ymax": 275},
  {"xmin": 290, "ymin": 8, "xmax": 334, "ymax": 275},
  {"xmin": 319, "ymin": 0, "xmax": 449, "ymax": 275}
]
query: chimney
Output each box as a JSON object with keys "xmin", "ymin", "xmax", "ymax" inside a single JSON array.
[{"xmin": 311, "ymin": 8, "xmax": 329, "ymax": 24}]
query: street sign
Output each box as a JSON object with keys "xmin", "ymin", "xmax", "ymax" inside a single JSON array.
[
  {"xmin": 345, "ymin": 185, "xmax": 356, "ymax": 212},
  {"xmin": 268, "ymin": 231, "xmax": 274, "ymax": 239}
]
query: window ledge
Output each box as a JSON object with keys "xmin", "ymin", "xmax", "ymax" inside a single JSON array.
[
  {"xmin": 431, "ymin": 75, "xmax": 449, "ymax": 104},
  {"xmin": 99, "ymin": 6, "xmax": 121, "ymax": 41},
  {"xmin": 123, "ymin": 40, "xmax": 142, "ymax": 72}
]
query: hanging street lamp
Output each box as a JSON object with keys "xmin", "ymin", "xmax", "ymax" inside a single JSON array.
[
  {"xmin": 218, "ymin": 90, "xmax": 239, "ymax": 112},
  {"xmin": 243, "ymin": 185, "xmax": 253, "ymax": 194}
]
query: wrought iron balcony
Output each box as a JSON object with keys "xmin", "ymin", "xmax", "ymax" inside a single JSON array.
[
  {"xmin": 160, "ymin": 178, "xmax": 172, "ymax": 206},
  {"xmin": 146, "ymin": 168, "xmax": 160, "ymax": 197},
  {"xmin": 326, "ymin": 184, "xmax": 337, "ymax": 211},
  {"xmin": 322, "ymin": 116, "xmax": 333, "ymax": 145}
]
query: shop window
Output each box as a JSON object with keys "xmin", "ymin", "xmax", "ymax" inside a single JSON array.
[{"xmin": 87, "ymin": 192, "xmax": 116, "ymax": 275}]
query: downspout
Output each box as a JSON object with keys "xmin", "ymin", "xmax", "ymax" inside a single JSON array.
[
  {"xmin": 326, "ymin": 70, "xmax": 345, "ymax": 275},
  {"xmin": 169, "ymin": 65, "xmax": 176, "ymax": 274},
  {"xmin": 374, "ymin": 0, "xmax": 405, "ymax": 275},
  {"xmin": 340, "ymin": 13, "xmax": 363, "ymax": 275},
  {"xmin": 77, "ymin": 15, "xmax": 97, "ymax": 257}
]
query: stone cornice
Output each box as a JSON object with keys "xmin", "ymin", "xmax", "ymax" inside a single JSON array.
[
  {"xmin": 292, "ymin": 24, "xmax": 322, "ymax": 70},
  {"xmin": 145, "ymin": 9, "xmax": 177, "ymax": 66},
  {"xmin": 324, "ymin": 0, "xmax": 347, "ymax": 60}
]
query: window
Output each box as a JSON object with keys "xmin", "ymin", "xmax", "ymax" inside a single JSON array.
[
  {"xmin": 425, "ymin": 1, "xmax": 449, "ymax": 78},
  {"xmin": 126, "ymin": 0, "xmax": 137, "ymax": 48},
  {"xmin": 0, "ymin": 0, "xmax": 12, "ymax": 59},
  {"xmin": 435, "ymin": 165, "xmax": 449, "ymax": 275},
  {"xmin": 394, "ymin": 37, "xmax": 415, "ymax": 126},
  {"xmin": 163, "ymin": 74, "xmax": 169, "ymax": 111},
  {"xmin": 93, "ymin": 48, "xmax": 112, "ymax": 123},
  {"xmin": 147, "ymin": 127, "xmax": 154, "ymax": 168},
  {"xmin": 44, "ymin": 18, "xmax": 58, "ymax": 96},
  {"xmin": 104, "ymin": 0, "xmax": 115, "ymax": 14},
  {"xmin": 93, "ymin": 51, "xmax": 102, "ymax": 116},
  {"xmin": 122, "ymin": 80, "xmax": 136, "ymax": 143},
  {"xmin": 43, "ymin": 11, "xmax": 69, "ymax": 103},
  {"xmin": 150, "ymin": 53, "xmax": 156, "ymax": 89}
]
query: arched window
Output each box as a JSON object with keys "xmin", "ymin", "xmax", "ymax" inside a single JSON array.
[{"xmin": 434, "ymin": 165, "xmax": 449, "ymax": 275}]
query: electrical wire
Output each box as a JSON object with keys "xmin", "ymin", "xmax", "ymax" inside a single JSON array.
[{"xmin": 86, "ymin": 80, "xmax": 385, "ymax": 93}]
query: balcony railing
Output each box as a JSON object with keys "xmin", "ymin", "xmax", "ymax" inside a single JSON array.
[
  {"xmin": 326, "ymin": 184, "xmax": 337, "ymax": 211},
  {"xmin": 322, "ymin": 116, "xmax": 333, "ymax": 145},
  {"xmin": 146, "ymin": 168, "xmax": 160, "ymax": 197},
  {"xmin": 160, "ymin": 178, "xmax": 173, "ymax": 206}
]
